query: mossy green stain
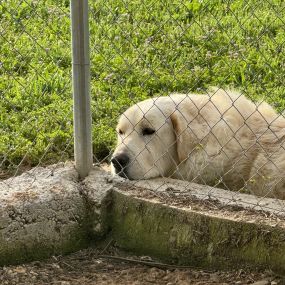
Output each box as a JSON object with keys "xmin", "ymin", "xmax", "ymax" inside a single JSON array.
[{"xmin": 110, "ymin": 191, "xmax": 285, "ymax": 274}]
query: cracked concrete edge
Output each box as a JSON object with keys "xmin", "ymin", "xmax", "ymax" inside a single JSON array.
[{"xmin": 80, "ymin": 168, "xmax": 125, "ymax": 238}]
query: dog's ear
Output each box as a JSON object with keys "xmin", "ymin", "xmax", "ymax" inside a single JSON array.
[{"xmin": 170, "ymin": 100, "xmax": 209, "ymax": 164}]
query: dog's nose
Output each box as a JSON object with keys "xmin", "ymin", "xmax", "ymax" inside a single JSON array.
[{"xmin": 111, "ymin": 153, "xmax": 130, "ymax": 172}]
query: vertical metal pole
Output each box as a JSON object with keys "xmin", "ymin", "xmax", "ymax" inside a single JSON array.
[{"xmin": 70, "ymin": 0, "xmax": 93, "ymax": 178}]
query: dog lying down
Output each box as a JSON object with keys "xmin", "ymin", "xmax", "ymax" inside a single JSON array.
[{"xmin": 111, "ymin": 89, "xmax": 285, "ymax": 200}]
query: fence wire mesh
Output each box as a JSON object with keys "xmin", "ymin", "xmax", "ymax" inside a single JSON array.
[
  {"xmin": 1, "ymin": 0, "xmax": 285, "ymax": 216},
  {"xmin": 92, "ymin": 0, "xmax": 285, "ymax": 214},
  {"xmin": 0, "ymin": 0, "xmax": 73, "ymax": 180}
]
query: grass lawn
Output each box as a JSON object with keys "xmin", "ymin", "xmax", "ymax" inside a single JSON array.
[{"xmin": 0, "ymin": 0, "xmax": 285, "ymax": 175}]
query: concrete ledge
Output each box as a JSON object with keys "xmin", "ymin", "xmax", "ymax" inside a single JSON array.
[
  {"xmin": 1, "ymin": 166, "xmax": 285, "ymax": 275},
  {"xmin": 0, "ymin": 163, "xmax": 90, "ymax": 265},
  {"xmin": 107, "ymin": 178, "xmax": 285, "ymax": 274}
]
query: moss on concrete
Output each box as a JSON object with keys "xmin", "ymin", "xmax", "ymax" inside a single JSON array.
[
  {"xmin": 109, "ymin": 190, "xmax": 285, "ymax": 274},
  {"xmin": 0, "ymin": 220, "xmax": 90, "ymax": 266}
]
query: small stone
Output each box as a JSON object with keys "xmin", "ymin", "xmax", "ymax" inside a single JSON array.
[
  {"xmin": 51, "ymin": 263, "xmax": 61, "ymax": 269},
  {"xmin": 140, "ymin": 256, "xmax": 152, "ymax": 261},
  {"xmin": 7, "ymin": 269, "xmax": 14, "ymax": 275}
]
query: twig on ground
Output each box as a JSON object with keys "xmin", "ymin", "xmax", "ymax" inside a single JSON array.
[{"xmin": 96, "ymin": 255, "xmax": 215, "ymax": 273}]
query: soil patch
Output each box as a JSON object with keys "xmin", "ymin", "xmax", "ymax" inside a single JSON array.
[{"xmin": 0, "ymin": 246, "xmax": 282, "ymax": 285}]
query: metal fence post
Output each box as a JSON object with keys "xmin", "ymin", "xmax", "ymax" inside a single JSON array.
[{"xmin": 70, "ymin": 0, "xmax": 93, "ymax": 178}]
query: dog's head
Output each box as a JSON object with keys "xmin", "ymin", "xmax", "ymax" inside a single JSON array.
[
  {"xmin": 111, "ymin": 94, "xmax": 211, "ymax": 180},
  {"xmin": 111, "ymin": 96, "xmax": 180, "ymax": 180}
]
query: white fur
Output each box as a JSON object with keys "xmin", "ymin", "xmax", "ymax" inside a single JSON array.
[{"xmin": 112, "ymin": 89, "xmax": 285, "ymax": 199}]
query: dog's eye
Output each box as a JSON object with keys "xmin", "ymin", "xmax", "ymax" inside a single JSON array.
[
  {"xmin": 142, "ymin": 127, "xmax": 155, "ymax": 136},
  {"xmin": 118, "ymin": 129, "xmax": 124, "ymax": 135}
]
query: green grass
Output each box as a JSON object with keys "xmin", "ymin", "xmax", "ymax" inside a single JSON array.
[{"xmin": 1, "ymin": 0, "xmax": 285, "ymax": 174}]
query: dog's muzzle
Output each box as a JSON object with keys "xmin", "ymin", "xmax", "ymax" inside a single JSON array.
[{"xmin": 111, "ymin": 153, "xmax": 130, "ymax": 179}]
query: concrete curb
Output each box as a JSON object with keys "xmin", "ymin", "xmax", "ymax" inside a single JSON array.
[
  {"xmin": 1, "ymin": 165, "xmax": 285, "ymax": 274},
  {"xmin": 110, "ymin": 189, "xmax": 285, "ymax": 274},
  {"xmin": 109, "ymin": 179, "xmax": 285, "ymax": 274}
]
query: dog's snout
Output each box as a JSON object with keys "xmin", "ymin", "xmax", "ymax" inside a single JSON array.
[{"xmin": 111, "ymin": 153, "xmax": 130, "ymax": 171}]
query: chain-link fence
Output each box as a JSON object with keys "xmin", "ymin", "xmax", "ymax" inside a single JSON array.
[
  {"xmin": 1, "ymin": 0, "xmax": 285, "ymax": 214},
  {"xmin": 0, "ymin": 0, "xmax": 73, "ymax": 179},
  {"xmin": 93, "ymin": 0, "xmax": 285, "ymax": 211}
]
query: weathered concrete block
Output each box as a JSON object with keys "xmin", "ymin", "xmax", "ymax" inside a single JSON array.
[
  {"xmin": 0, "ymin": 163, "xmax": 89, "ymax": 265},
  {"xmin": 107, "ymin": 178, "xmax": 285, "ymax": 274}
]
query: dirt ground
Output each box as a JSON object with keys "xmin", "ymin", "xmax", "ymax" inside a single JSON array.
[{"xmin": 0, "ymin": 245, "xmax": 283, "ymax": 285}]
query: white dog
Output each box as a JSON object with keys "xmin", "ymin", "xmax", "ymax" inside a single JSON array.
[{"xmin": 111, "ymin": 89, "xmax": 285, "ymax": 199}]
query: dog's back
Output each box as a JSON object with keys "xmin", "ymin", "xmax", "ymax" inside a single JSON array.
[
  {"xmin": 175, "ymin": 89, "xmax": 285, "ymax": 198},
  {"xmin": 211, "ymin": 89, "xmax": 285, "ymax": 198}
]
